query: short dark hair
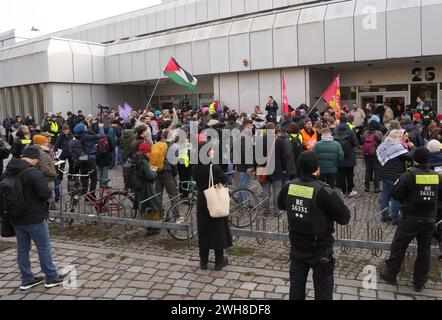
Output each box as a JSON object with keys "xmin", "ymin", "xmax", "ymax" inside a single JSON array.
[
  {"xmin": 340, "ymin": 115, "xmax": 348, "ymax": 124},
  {"xmin": 135, "ymin": 125, "xmax": 147, "ymax": 135}
]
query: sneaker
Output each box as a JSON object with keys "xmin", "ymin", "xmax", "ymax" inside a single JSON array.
[
  {"xmin": 20, "ymin": 277, "xmax": 44, "ymax": 291},
  {"xmin": 379, "ymin": 271, "xmax": 397, "ymax": 285},
  {"xmin": 348, "ymin": 191, "xmax": 358, "ymax": 197},
  {"xmin": 215, "ymin": 257, "xmax": 229, "ymax": 271},
  {"xmin": 44, "ymin": 275, "xmax": 68, "ymax": 288}
]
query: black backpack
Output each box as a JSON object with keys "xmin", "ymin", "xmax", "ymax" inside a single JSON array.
[
  {"xmin": 123, "ymin": 158, "xmax": 143, "ymax": 191},
  {"xmin": 289, "ymin": 134, "xmax": 304, "ymax": 161},
  {"xmin": 0, "ymin": 137, "xmax": 11, "ymax": 160},
  {"xmin": 69, "ymin": 139, "xmax": 87, "ymax": 162},
  {"xmin": 334, "ymin": 133, "xmax": 353, "ymax": 157},
  {"xmin": 0, "ymin": 168, "xmax": 32, "ymax": 223}
]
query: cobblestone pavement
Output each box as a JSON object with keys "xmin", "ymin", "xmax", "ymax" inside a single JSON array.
[
  {"xmin": 0, "ymin": 238, "xmax": 441, "ymax": 300},
  {"xmin": 0, "ymin": 157, "xmax": 441, "ymax": 300}
]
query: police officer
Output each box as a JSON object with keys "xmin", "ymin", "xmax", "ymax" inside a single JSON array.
[
  {"xmin": 380, "ymin": 147, "xmax": 442, "ymax": 292},
  {"xmin": 277, "ymin": 151, "xmax": 351, "ymax": 300}
]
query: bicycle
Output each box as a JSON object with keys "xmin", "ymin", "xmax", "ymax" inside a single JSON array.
[
  {"xmin": 58, "ymin": 165, "xmax": 135, "ymax": 227},
  {"xmin": 166, "ymin": 177, "xmax": 259, "ymax": 241}
]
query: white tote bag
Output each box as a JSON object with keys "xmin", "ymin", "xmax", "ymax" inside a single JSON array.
[{"xmin": 204, "ymin": 164, "xmax": 230, "ymax": 218}]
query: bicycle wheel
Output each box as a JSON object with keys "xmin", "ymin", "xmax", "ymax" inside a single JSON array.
[
  {"xmin": 166, "ymin": 198, "xmax": 198, "ymax": 241},
  {"xmin": 102, "ymin": 191, "xmax": 135, "ymax": 228},
  {"xmin": 229, "ymin": 188, "xmax": 259, "ymax": 228}
]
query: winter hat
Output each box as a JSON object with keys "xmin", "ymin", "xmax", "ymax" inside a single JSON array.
[
  {"xmin": 298, "ymin": 151, "xmax": 319, "ymax": 175},
  {"xmin": 202, "ymin": 107, "xmax": 209, "ymax": 114},
  {"xmin": 32, "ymin": 135, "xmax": 49, "ymax": 146},
  {"xmin": 138, "ymin": 141, "xmax": 151, "ymax": 154},
  {"xmin": 62, "ymin": 124, "xmax": 70, "ymax": 131},
  {"xmin": 414, "ymin": 147, "xmax": 430, "ymax": 164},
  {"xmin": 74, "ymin": 123, "xmax": 85, "ymax": 135},
  {"xmin": 427, "ymin": 140, "xmax": 441, "ymax": 154},
  {"xmin": 154, "ymin": 110, "xmax": 161, "ymax": 117},
  {"xmin": 21, "ymin": 146, "xmax": 41, "ymax": 160},
  {"xmin": 370, "ymin": 115, "xmax": 380, "ymax": 123}
]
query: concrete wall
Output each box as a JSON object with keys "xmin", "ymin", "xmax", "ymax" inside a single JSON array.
[{"xmin": 214, "ymin": 67, "xmax": 308, "ymax": 114}]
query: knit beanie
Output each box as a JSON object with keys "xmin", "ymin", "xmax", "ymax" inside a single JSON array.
[
  {"xmin": 74, "ymin": 123, "xmax": 85, "ymax": 135},
  {"xmin": 21, "ymin": 146, "xmax": 41, "ymax": 160},
  {"xmin": 298, "ymin": 151, "xmax": 319, "ymax": 175},
  {"xmin": 138, "ymin": 141, "xmax": 151, "ymax": 154},
  {"xmin": 414, "ymin": 147, "xmax": 430, "ymax": 164},
  {"xmin": 32, "ymin": 135, "xmax": 49, "ymax": 146}
]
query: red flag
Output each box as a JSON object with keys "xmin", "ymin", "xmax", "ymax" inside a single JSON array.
[
  {"xmin": 322, "ymin": 75, "xmax": 341, "ymax": 120},
  {"xmin": 282, "ymin": 74, "xmax": 289, "ymax": 114}
]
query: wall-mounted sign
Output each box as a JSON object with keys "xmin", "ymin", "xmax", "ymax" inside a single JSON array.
[{"xmin": 412, "ymin": 67, "xmax": 436, "ymax": 82}]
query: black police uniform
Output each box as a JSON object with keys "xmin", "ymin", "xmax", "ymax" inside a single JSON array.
[
  {"xmin": 277, "ymin": 176, "xmax": 351, "ymax": 300},
  {"xmin": 383, "ymin": 165, "xmax": 442, "ymax": 288}
]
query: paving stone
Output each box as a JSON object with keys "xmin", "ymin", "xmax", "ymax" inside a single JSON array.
[
  {"xmin": 336, "ymin": 286, "xmax": 358, "ymax": 295},
  {"xmin": 169, "ymin": 287, "xmax": 189, "ymax": 295},
  {"xmin": 127, "ymin": 281, "xmax": 153, "ymax": 289},
  {"xmin": 250, "ymin": 291, "xmax": 265, "ymax": 299},
  {"xmin": 202, "ymin": 284, "xmax": 217, "ymax": 293},
  {"xmin": 396, "ymin": 295, "xmax": 414, "ymax": 300},
  {"xmin": 253, "ymin": 277, "xmax": 272, "ymax": 285},
  {"xmin": 233, "ymin": 289, "xmax": 250, "ymax": 299},
  {"xmin": 212, "ymin": 293, "xmax": 231, "ymax": 300},
  {"xmin": 127, "ymin": 266, "xmax": 143, "ymax": 273},
  {"xmin": 240, "ymin": 282, "xmax": 257, "ymax": 291},
  {"xmin": 174, "ymin": 280, "xmax": 191, "ymax": 288},
  {"xmin": 275, "ymin": 286, "xmax": 289, "ymax": 294},
  {"xmin": 256, "ymin": 284, "xmax": 275, "ymax": 292},
  {"xmin": 225, "ymin": 272, "xmax": 241, "ymax": 280},
  {"xmin": 103, "ymin": 288, "xmax": 123, "ymax": 299},
  {"xmin": 212, "ymin": 279, "xmax": 229, "ymax": 287},
  {"xmin": 341, "ymin": 294, "xmax": 359, "ymax": 300},
  {"xmin": 134, "ymin": 289, "xmax": 150, "ymax": 297},
  {"xmin": 197, "ymin": 292, "xmax": 213, "ymax": 300},
  {"xmin": 149, "ymin": 290, "xmax": 166, "ymax": 299}
]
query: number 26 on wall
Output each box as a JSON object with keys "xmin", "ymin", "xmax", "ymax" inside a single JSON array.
[{"xmin": 412, "ymin": 67, "xmax": 436, "ymax": 82}]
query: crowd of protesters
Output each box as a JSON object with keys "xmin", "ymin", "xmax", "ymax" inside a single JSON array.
[{"xmin": 1, "ymin": 95, "xmax": 442, "ymax": 278}]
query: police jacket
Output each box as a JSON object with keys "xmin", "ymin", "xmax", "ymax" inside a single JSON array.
[
  {"xmin": 391, "ymin": 165, "xmax": 442, "ymax": 221},
  {"xmin": 277, "ymin": 176, "xmax": 351, "ymax": 251}
]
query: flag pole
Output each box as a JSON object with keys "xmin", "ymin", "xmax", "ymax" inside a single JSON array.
[
  {"xmin": 306, "ymin": 96, "xmax": 324, "ymax": 118},
  {"xmin": 146, "ymin": 78, "xmax": 161, "ymax": 111}
]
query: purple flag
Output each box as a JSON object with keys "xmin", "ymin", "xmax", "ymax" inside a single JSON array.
[{"xmin": 118, "ymin": 103, "xmax": 133, "ymax": 121}]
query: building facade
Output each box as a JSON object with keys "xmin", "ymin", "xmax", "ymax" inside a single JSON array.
[{"xmin": 1, "ymin": 0, "xmax": 442, "ymax": 121}]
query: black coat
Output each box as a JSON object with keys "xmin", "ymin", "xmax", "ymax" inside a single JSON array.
[
  {"xmin": 192, "ymin": 164, "xmax": 233, "ymax": 250},
  {"xmin": 4, "ymin": 158, "xmax": 52, "ymax": 226}
]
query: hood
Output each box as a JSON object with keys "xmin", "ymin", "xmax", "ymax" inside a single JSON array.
[
  {"xmin": 321, "ymin": 135, "xmax": 334, "ymax": 142},
  {"xmin": 403, "ymin": 124, "xmax": 416, "ymax": 132},
  {"xmin": 337, "ymin": 123, "xmax": 350, "ymax": 131},
  {"xmin": 5, "ymin": 158, "xmax": 32, "ymax": 177},
  {"xmin": 429, "ymin": 152, "xmax": 442, "ymax": 163}
]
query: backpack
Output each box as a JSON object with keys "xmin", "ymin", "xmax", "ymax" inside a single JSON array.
[
  {"xmin": 0, "ymin": 168, "xmax": 32, "ymax": 221},
  {"xmin": 96, "ymin": 136, "xmax": 110, "ymax": 155},
  {"xmin": 334, "ymin": 133, "xmax": 353, "ymax": 157},
  {"xmin": 0, "ymin": 137, "xmax": 11, "ymax": 160},
  {"xmin": 289, "ymin": 134, "xmax": 304, "ymax": 161},
  {"xmin": 69, "ymin": 139, "xmax": 87, "ymax": 162},
  {"xmin": 363, "ymin": 132, "xmax": 377, "ymax": 157},
  {"xmin": 149, "ymin": 142, "xmax": 168, "ymax": 172},
  {"xmin": 123, "ymin": 159, "xmax": 143, "ymax": 190}
]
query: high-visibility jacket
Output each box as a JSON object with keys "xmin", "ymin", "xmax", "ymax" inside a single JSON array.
[
  {"xmin": 49, "ymin": 121, "xmax": 59, "ymax": 137},
  {"xmin": 209, "ymin": 102, "xmax": 218, "ymax": 115},
  {"xmin": 289, "ymin": 133, "xmax": 303, "ymax": 144},
  {"xmin": 348, "ymin": 123, "xmax": 356, "ymax": 130},
  {"xmin": 301, "ymin": 128, "xmax": 318, "ymax": 151}
]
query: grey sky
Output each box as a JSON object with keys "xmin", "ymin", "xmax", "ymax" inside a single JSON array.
[{"xmin": 0, "ymin": 0, "xmax": 161, "ymax": 34}]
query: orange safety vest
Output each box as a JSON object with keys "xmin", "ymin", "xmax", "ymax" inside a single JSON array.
[{"xmin": 301, "ymin": 128, "xmax": 318, "ymax": 151}]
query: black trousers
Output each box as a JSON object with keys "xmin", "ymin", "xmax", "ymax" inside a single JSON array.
[
  {"xmin": 385, "ymin": 218, "xmax": 435, "ymax": 288},
  {"xmin": 290, "ymin": 246, "xmax": 335, "ymax": 300},
  {"xmin": 199, "ymin": 247, "xmax": 224, "ymax": 265},
  {"xmin": 320, "ymin": 173, "xmax": 336, "ymax": 189},
  {"xmin": 364, "ymin": 157, "xmax": 380, "ymax": 190},
  {"xmin": 337, "ymin": 167, "xmax": 355, "ymax": 194},
  {"xmin": 177, "ymin": 164, "xmax": 192, "ymax": 198},
  {"xmin": 79, "ymin": 159, "xmax": 98, "ymax": 196}
]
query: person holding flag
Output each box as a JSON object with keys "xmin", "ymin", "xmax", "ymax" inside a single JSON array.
[{"xmin": 322, "ymin": 76, "xmax": 342, "ymax": 121}]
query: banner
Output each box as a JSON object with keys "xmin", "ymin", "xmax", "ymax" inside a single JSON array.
[
  {"xmin": 118, "ymin": 103, "xmax": 133, "ymax": 121},
  {"xmin": 282, "ymin": 74, "xmax": 289, "ymax": 114}
]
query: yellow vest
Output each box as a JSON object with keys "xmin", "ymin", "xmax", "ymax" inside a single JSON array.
[
  {"xmin": 349, "ymin": 123, "xmax": 356, "ymax": 130},
  {"xmin": 49, "ymin": 121, "xmax": 59, "ymax": 137}
]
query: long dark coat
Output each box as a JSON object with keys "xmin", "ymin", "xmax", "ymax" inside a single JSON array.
[
  {"xmin": 192, "ymin": 163, "xmax": 233, "ymax": 250},
  {"xmin": 133, "ymin": 153, "xmax": 160, "ymax": 213}
]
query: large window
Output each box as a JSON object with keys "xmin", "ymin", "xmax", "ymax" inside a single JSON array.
[
  {"xmin": 411, "ymin": 83, "xmax": 438, "ymax": 110},
  {"xmin": 358, "ymin": 84, "xmax": 409, "ymax": 93}
]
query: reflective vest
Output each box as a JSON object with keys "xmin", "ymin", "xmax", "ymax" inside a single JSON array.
[
  {"xmin": 402, "ymin": 168, "xmax": 439, "ymax": 219},
  {"xmin": 286, "ymin": 178, "xmax": 331, "ymax": 238},
  {"xmin": 301, "ymin": 129, "xmax": 318, "ymax": 151},
  {"xmin": 20, "ymin": 139, "xmax": 31, "ymax": 145},
  {"xmin": 289, "ymin": 133, "xmax": 303, "ymax": 144},
  {"xmin": 49, "ymin": 121, "xmax": 59, "ymax": 137},
  {"xmin": 348, "ymin": 123, "xmax": 356, "ymax": 130}
]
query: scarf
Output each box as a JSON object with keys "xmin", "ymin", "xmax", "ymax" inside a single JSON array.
[{"xmin": 376, "ymin": 141, "xmax": 407, "ymax": 167}]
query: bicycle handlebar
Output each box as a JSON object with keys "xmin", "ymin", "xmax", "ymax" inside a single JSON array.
[{"xmin": 58, "ymin": 167, "xmax": 94, "ymax": 178}]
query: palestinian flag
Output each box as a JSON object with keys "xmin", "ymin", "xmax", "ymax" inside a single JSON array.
[{"xmin": 163, "ymin": 57, "xmax": 197, "ymax": 91}]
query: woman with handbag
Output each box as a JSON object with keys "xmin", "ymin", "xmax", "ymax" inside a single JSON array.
[{"xmin": 191, "ymin": 142, "xmax": 232, "ymax": 271}]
